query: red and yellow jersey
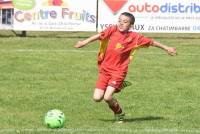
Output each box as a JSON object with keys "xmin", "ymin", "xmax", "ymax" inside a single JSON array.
[{"xmin": 98, "ymin": 25, "xmax": 153, "ymax": 72}]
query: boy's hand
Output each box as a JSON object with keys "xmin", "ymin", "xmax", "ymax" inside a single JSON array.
[
  {"xmin": 166, "ymin": 47, "xmax": 177, "ymax": 56},
  {"xmin": 74, "ymin": 41, "xmax": 85, "ymax": 48},
  {"xmin": 74, "ymin": 34, "xmax": 100, "ymax": 48},
  {"xmin": 152, "ymin": 41, "xmax": 177, "ymax": 56}
]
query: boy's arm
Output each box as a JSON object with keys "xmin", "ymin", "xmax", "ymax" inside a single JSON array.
[
  {"xmin": 151, "ymin": 41, "xmax": 177, "ymax": 56},
  {"xmin": 74, "ymin": 34, "xmax": 100, "ymax": 48}
]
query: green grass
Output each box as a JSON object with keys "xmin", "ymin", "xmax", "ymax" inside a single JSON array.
[{"xmin": 0, "ymin": 31, "xmax": 200, "ymax": 134}]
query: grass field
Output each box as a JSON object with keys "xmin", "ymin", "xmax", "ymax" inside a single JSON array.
[{"xmin": 0, "ymin": 31, "xmax": 200, "ymax": 134}]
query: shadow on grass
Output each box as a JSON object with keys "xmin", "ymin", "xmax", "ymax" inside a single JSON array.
[{"xmin": 99, "ymin": 116, "xmax": 165, "ymax": 123}]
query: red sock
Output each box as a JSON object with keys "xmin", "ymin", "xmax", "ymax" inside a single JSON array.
[{"xmin": 108, "ymin": 100, "xmax": 122, "ymax": 114}]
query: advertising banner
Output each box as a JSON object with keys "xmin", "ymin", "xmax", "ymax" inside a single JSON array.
[
  {"xmin": 98, "ymin": 0, "xmax": 200, "ymax": 33},
  {"xmin": 13, "ymin": 0, "xmax": 97, "ymax": 31}
]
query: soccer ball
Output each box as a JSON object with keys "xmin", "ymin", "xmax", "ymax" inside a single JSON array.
[{"xmin": 44, "ymin": 109, "xmax": 65, "ymax": 128}]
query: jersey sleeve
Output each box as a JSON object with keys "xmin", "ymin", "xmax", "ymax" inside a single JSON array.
[
  {"xmin": 99, "ymin": 25, "xmax": 117, "ymax": 40},
  {"xmin": 137, "ymin": 34, "xmax": 153, "ymax": 47},
  {"xmin": 97, "ymin": 25, "xmax": 117, "ymax": 65},
  {"xmin": 129, "ymin": 33, "xmax": 153, "ymax": 62}
]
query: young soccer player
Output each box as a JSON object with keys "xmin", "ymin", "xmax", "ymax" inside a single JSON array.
[{"xmin": 74, "ymin": 12, "xmax": 176, "ymax": 123}]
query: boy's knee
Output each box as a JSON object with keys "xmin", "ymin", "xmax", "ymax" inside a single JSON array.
[
  {"xmin": 93, "ymin": 95, "xmax": 103, "ymax": 102},
  {"xmin": 93, "ymin": 88, "xmax": 104, "ymax": 102},
  {"xmin": 103, "ymin": 96, "xmax": 112, "ymax": 102}
]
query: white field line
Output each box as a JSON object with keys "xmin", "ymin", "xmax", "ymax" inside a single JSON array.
[
  {"xmin": 0, "ymin": 49, "xmax": 199, "ymax": 56},
  {"xmin": 0, "ymin": 49, "xmax": 97, "ymax": 53},
  {"xmin": 0, "ymin": 128, "xmax": 200, "ymax": 133}
]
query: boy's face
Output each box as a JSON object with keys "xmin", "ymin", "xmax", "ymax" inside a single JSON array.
[{"xmin": 117, "ymin": 15, "xmax": 132, "ymax": 32}]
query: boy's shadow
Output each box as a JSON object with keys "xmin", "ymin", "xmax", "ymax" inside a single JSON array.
[{"xmin": 100, "ymin": 116, "xmax": 165, "ymax": 123}]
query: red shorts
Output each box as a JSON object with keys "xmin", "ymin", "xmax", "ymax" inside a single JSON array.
[{"xmin": 96, "ymin": 68, "xmax": 127, "ymax": 92}]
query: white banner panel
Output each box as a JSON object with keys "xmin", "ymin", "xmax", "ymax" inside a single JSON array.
[
  {"xmin": 98, "ymin": 0, "xmax": 200, "ymax": 33},
  {"xmin": 13, "ymin": 0, "xmax": 97, "ymax": 31}
]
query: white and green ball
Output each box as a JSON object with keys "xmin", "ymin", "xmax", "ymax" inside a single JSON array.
[{"xmin": 44, "ymin": 109, "xmax": 65, "ymax": 128}]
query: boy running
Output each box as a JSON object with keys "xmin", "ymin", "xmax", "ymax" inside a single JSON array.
[{"xmin": 74, "ymin": 12, "xmax": 176, "ymax": 123}]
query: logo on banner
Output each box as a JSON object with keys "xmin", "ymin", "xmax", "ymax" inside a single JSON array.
[
  {"xmin": 103, "ymin": 0, "xmax": 127, "ymax": 14},
  {"xmin": 42, "ymin": 0, "xmax": 68, "ymax": 7},
  {"xmin": 13, "ymin": 0, "xmax": 36, "ymax": 10}
]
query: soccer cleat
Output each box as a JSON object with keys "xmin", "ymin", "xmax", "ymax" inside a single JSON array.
[
  {"xmin": 114, "ymin": 113, "xmax": 125, "ymax": 123},
  {"xmin": 121, "ymin": 81, "xmax": 132, "ymax": 89}
]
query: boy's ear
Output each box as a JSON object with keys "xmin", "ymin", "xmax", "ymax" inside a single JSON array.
[
  {"xmin": 131, "ymin": 24, "xmax": 134, "ymax": 27},
  {"xmin": 129, "ymin": 24, "xmax": 134, "ymax": 29}
]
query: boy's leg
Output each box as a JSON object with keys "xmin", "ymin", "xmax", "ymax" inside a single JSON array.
[
  {"xmin": 93, "ymin": 88, "xmax": 105, "ymax": 102},
  {"xmin": 104, "ymin": 86, "xmax": 125, "ymax": 122},
  {"xmin": 104, "ymin": 86, "xmax": 122, "ymax": 114}
]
